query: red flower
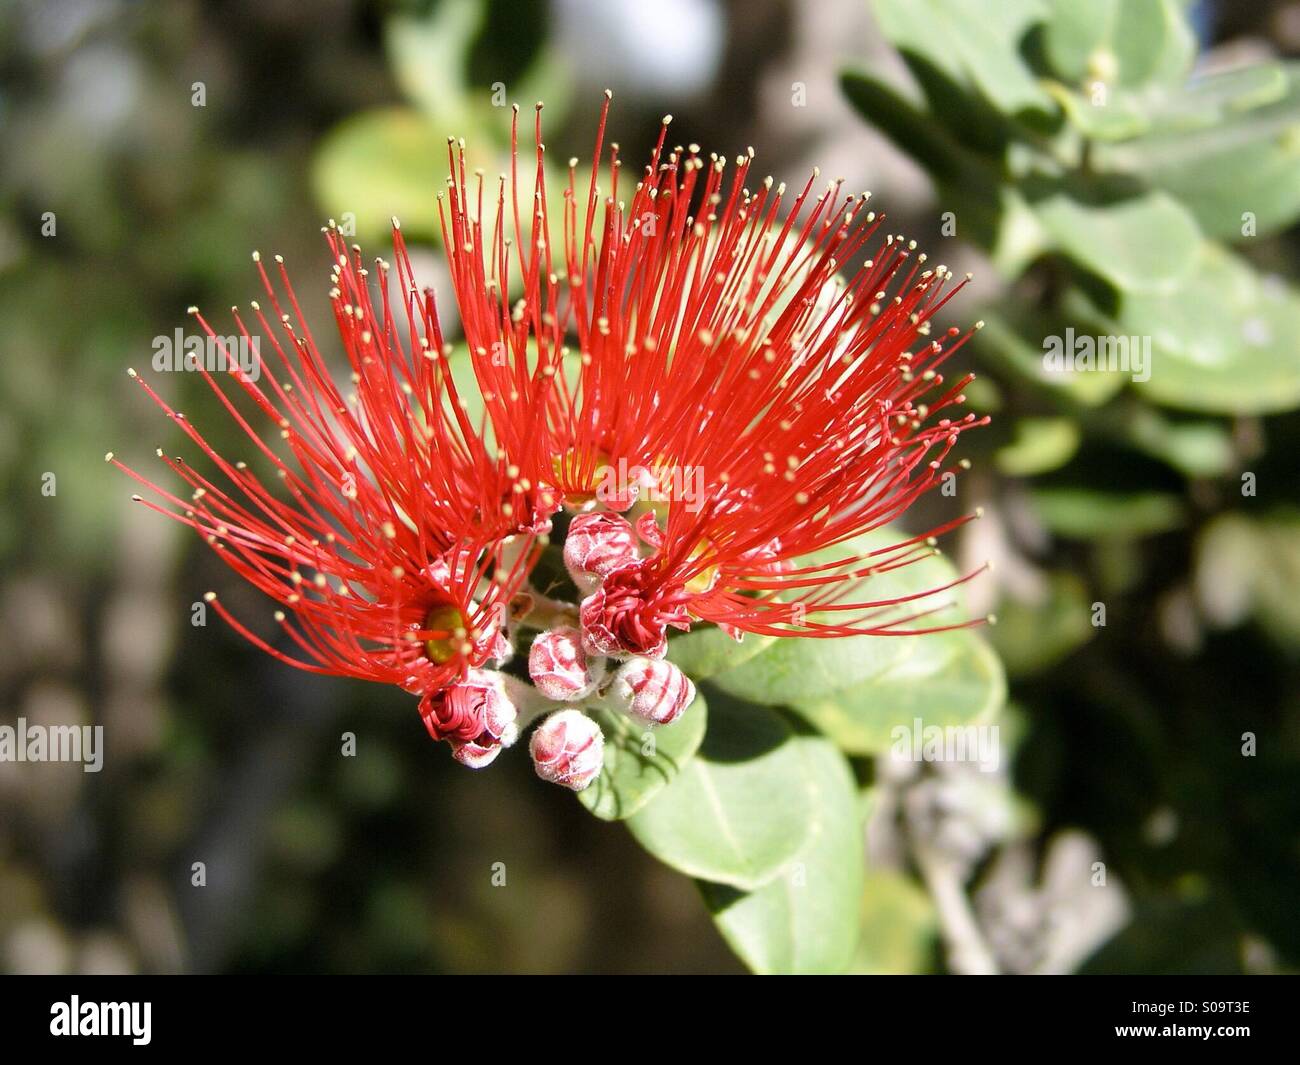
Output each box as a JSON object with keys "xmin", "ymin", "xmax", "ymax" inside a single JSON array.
[
  {"xmin": 113, "ymin": 96, "xmax": 989, "ymax": 784},
  {"xmin": 112, "ymin": 226, "xmax": 543, "ymax": 700},
  {"xmin": 442, "ymin": 97, "xmax": 989, "ymax": 651}
]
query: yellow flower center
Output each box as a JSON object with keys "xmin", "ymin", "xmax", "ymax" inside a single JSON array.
[
  {"xmin": 425, "ymin": 604, "xmax": 468, "ymax": 664},
  {"xmin": 684, "ymin": 540, "xmax": 719, "ymax": 594}
]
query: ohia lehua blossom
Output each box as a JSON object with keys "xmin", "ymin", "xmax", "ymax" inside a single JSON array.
[{"xmin": 113, "ymin": 95, "xmax": 987, "ymax": 793}]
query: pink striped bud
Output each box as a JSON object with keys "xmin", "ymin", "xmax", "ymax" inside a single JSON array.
[
  {"xmin": 420, "ymin": 669, "xmax": 519, "ymax": 769},
  {"xmin": 563, "ymin": 512, "xmax": 639, "ymax": 593},
  {"xmin": 529, "ymin": 709, "xmax": 605, "ymax": 791},
  {"xmin": 528, "ymin": 626, "xmax": 604, "ymax": 701},
  {"xmin": 608, "ymin": 657, "xmax": 696, "ymax": 726}
]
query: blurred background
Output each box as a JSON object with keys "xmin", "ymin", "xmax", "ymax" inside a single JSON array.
[{"xmin": 1, "ymin": 0, "xmax": 1297, "ymax": 974}]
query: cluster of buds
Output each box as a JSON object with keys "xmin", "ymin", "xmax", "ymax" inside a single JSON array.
[
  {"xmin": 568, "ymin": 511, "xmax": 691, "ymax": 660},
  {"xmin": 421, "ymin": 632, "xmax": 695, "ymax": 795},
  {"xmin": 423, "ymin": 511, "xmax": 701, "ymax": 791}
]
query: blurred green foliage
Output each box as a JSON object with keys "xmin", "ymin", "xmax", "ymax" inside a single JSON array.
[
  {"xmin": 846, "ymin": 0, "xmax": 1300, "ymax": 972},
  {"xmin": 312, "ymin": 0, "xmax": 574, "ymax": 243}
]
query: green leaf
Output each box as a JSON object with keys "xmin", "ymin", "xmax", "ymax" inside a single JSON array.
[
  {"xmin": 1147, "ymin": 126, "xmax": 1300, "ymax": 241},
  {"xmin": 1105, "ymin": 405, "xmax": 1236, "ymax": 478},
  {"xmin": 789, "ymin": 630, "xmax": 1005, "ymax": 756},
  {"xmin": 384, "ymin": 1, "xmax": 484, "ymax": 124},
  {"xmin": 578, "ymin": 693, "xmax": 708, "ymax": 821},
  {"xmin": 839, "ymin": 70, "xmax": 996, "ymax": 183},
  {"xmin": 848, "ymin": 869, "xmax": 940, "ymax": 974},
  {"xmin": 1142, "ymin": 63, "xmax": 1291, "ymax": 134},
  {"xmin": 1046, "ymin": 82, "xmax": 1150, "ymax": 141},
  {"xmin": 512, "ymin": 47, "xmax": 577, "ymax": 128},
  {"xmin": 709, "ymin": 628, "xmax": 917, "ymax": 706},
  {"xmin": 699, "ymin": 733, "xmax": 863, "ymax": 974},
  {"xmin": 667, "ymin": 625, "xmax": 775, "ymax": 680},
  {"xmin": 960, "ymin": 184, "xmax": 1051, "ymax": 279},
  {"xmin": 1249, "ymin": 514, "xmax": 1300, "ymax": 647},
  {"xmin": 1105, "ymin": 244, "xmax": 1300, "ymax": 414},
  {"xmin": 1029, "ymin": 486, "xmax": 1184, "ymax": 538},
  {"xmin": 1029, "ymin": 184, "xmax": 1202, "ymax": 292},
  {"xmin": 1098, "ymin": 64, "xmax": 1300, "ymax": 240},
  {"xmin": 874, "ymin": 0, "xmax": 1056, "ymax": 120},
  {"xmin": 1196, "ymin": 511, "xmax": 1300, "ymax": 647},
  {"xmin": 626, "ymin": 692, "xmax": 814, "ymax": 890},
  {"xmin": 1041, "ymin": 0, "xmax": 1118, "ymax": 86},
  {"xmin": 311, "ymin": 108, "xmax": 456, "ymax": 243},
  {"xmin": 973, "ymin": 308, "xmax": 1126, "ymax": 406},
  {"xmin": 708, "ymin": 531, "xmax": 965, "ymax": 706},
  {"xmin": 1042, "ymin": 0, "xmax": 1194, "ymax": 90},
  {"xmin": 995, "ymin": 416, "xmax": 1082, "ymax": 476},
  {"xmin": 386, "ymin": 0, "xmax": 575, "ymax": 135}
]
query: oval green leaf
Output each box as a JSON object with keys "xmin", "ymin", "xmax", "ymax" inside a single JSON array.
[
  {"xmin": 708, "ymin": 530, "xmax": 967, "ymax": 706},
  {"xmin": 848, "ymin": 868, "xmax": 940, "ymax": 974},
  {"xmin": 699, "ymin": 733, "xmax": 864, "ymax": 974},
  {"xmin": 311, "ymin": 108, "xmax": 457, "ymax": 243},
  {"xmin": 1042, "ymin": 0, "xmax": 1193, "ymax": 90},
  {"xmin": 667, "ymin": 625, "xmax": 776, "ymax": 681},
  {"xmin": 1122, "ymin": 245, "xmax": 1300, "ymax": 414},
  {"xmin": 626, "ymin": 692, "xmax": 813, "ymax": 890},
  {"xmin": 789, "ymin": 629, "xmax": 1006, "ymax": 755},
  {"xmin": 1031, "ymin": 186, "xmax": 1202, "ymax": 293}
]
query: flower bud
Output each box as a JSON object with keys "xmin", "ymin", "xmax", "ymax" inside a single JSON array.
[
  {"xmin": 563, "ymin": 512, "xmax": 638, "ymax": 593},
  {"xmin": 580, "ymin": 561, "xmax": 686, "ymax": 659},
  {"xmin": 608, "ymin": 657, "xmax": 696, "ymax": 726},
  {"xmin": 528, "ymin": 626, "xmax": 604, "ymax": 701},
  {"xmin": 529, "ymin": 709, "xmax": 605, "ymax": 791},
  {"xmin": 420, "ymin": 669, "xmax": 519, "ymax": 768}
]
